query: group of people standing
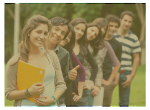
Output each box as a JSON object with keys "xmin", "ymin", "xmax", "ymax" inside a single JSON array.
[{"xmin": 5, "ymin": 10, "xmax": 141, "ymax": 107}]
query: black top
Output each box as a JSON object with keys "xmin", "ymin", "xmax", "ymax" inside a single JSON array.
[
  {"xmin": 77, "ymin": 46, "xmax": 98, "ymax": 81},
  {"xmin": 103, "ymin": 37, "xmax": 122, "ymax": 80}
]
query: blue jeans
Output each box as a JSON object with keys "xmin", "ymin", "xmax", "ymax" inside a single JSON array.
[
  {"xmin": 76, "ymin": 89, "xmax": 94, "ymax": 107},
  {"xmin": 119, "ymin": 70, "xmax": 131, "ymax": 107}
]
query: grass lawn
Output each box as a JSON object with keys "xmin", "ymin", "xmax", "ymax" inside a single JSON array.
[{"xmin": 4, "ymin": 64, "xmax": 146, "ymax": 107}]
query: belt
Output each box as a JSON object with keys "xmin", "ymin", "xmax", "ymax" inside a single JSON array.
[{"xmin": 120, "ymin": 70, "xmax": 126, "ymax": 73}]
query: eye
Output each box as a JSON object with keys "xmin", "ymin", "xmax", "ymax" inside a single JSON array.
[
  {"xmin": 55, "ymin": 27, "xmax": 59, "ymax": 31},
  {"xmin": 61, "ymin": 31, "xmax": 65, "ymax": 36},
  {"xmin": 37, "ymin": 30, "xmax": 42, "ymax": 34},
  {"xmin": 81, "ymin": 30, "xmax": 85, "ymax": 32},
  {"xmin": 44, "ymin": 32, "xmax": 48, "ymax": 36},
  {"xmin": 76, "ymin": 27, "xmax": 79, "ymax": 30}
]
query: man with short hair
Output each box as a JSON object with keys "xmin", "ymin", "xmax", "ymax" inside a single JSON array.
[
  {"xmin": 46, "ymin": 17, "xmax": 78, "ymax": 106},
  {"xmin": 102, "ymin": 14, "xmax": 122, "ymax": 107},
  {"xmin": 113, "ymin": 11, "xmax": 141, "ymax": 107}
]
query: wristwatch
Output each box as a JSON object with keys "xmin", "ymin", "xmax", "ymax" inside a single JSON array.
[{"xmin": 25, "ymin": 89, "xmax": 31, "ymax": 97}]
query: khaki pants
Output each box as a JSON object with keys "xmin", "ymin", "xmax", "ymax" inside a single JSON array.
[
  {"xmin": 93, "ymin": 86, "xmax": 104, "ymax": 107},
  {"xmin": 103, "ymin": 81, "xmax": 115, "ymax": 106}
]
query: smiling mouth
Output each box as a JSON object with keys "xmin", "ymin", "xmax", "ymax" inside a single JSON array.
[
  {"xmin": 52, "ymin": 36, "xmax": 59, "ymax": 41},
  {"xmin": 62, "ymin": 41, "xmax": 66, "ymax": 44},
  {"xmin": 88, "ymin": 35, "xmax": 93, "ymax": 38},
  {"xmin": 37, "ymin": 39, "xmax": 44, "ymax": 43}
]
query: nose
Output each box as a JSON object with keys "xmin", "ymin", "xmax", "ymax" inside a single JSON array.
[
  {"xmin": 90, "ymin": 32, "xmax": 94, "ymax": 38},
  {"xmin": 77, "ymin": 30, "xmax": 82, "ymax": 35},
  {"xmin": 40, "ymin": 33, "xmax": 45, "ymax": 39},
  {"xmin": 125, "ymin": 21, "xmax": 129, "ymax": 26},
  {"xmin": 112, "ymin": 26, "xmax": 115, "ymax": 30},
  {"xmin": 56, "ymin": 31, "xmax": 61, "ymax": 36}
]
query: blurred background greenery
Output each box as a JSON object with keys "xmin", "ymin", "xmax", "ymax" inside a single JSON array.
[
  {"xmin": 4, "ymin": 3, "xmax": 146, "ymax": 107},
  {"xmin": 5, "ymin": 3, "xmax": 146, "ymax": 63}
]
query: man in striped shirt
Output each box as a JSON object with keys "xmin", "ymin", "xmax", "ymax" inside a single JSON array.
[{"xmin": 113, "ymin": 11, "xmax": 141, "ymax": 107}]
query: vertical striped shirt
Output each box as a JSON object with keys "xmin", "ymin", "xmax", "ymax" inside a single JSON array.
[{"xmin": 113, "ymin": 29, "xmax": 141, "ymax": 71}]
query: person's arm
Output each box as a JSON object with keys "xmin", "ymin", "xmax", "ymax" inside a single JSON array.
[
  {"xmin": 122, "ymin": 53, "xmax": 140, "ymax": 88},
  {"xmin": 52, "ymin": 51, "xmax": 67, "ymax": 93},
  {"xmin": 61, "ymin": 53, "xmax": 73, "ymax": 87},
  {"xmin": 101, "ymin": 42, "xmax": 121, "ymax": 86},
  {"xmin": 5, "ymin": 55, "xmax": 44, "ymax": 101},
  {"xmin": 122, "ymin": 37, "xmax": 141, "ymax": 88},
  {"xmin": 70, "ymin": 52, "xmax": 86, "ymax": 82},
  {"xmin": 85, "ymin": 47, "xmax": 98, "ymax": 90},
  {"xmin": 114, "ymin": 43, "xmax": 122, "ymax": 87},
  {"xmin": 114, "ymin": 72, "xmax": 120, "ymax": 87},
  {"xmin": 35, "ymin": 51, "xmax": 67, "ymax": 106},
  {"xmin": 72, "ymin": 81, "xmax": 84, "ymax": 102},
  {"xmin": 70, "ymin": 52, "xmax": 85, "ymax": 102}
]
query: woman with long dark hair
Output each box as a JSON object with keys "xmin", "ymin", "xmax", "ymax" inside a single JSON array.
[
  {"xmin": 84, "ymin": 22, "xmax": 120, "ymax": 106},
  {"xmin": 59, "ymin": 24, "xmax": 86, "ymax": 106},
  {"xmin": 69, "ymin": 18, "xmax": 98, "ymax": 106}
]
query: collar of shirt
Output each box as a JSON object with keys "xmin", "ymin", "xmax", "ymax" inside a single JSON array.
[
  {"xmin": 53, "ymin": 44, "xmax": 59, "ymax": 54},
  {"xmin": 115, "ymin": 29, "xmax": 133, "ymax": 38}
]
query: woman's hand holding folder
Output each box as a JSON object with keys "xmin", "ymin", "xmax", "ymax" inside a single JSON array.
[{"xmin": 28, "ymin": 82, "xmax": 45, "ymax": 95}]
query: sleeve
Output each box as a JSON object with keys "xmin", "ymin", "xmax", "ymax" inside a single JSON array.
[
  {"xmin": 70, "ymin": 52, "xmax": 86, "ymax": 82},
  {"xmin": 105, "ymin": 41, "xmax": 120, "ymax": 67},
  {"xmin": 86, "ymin": 47, "xmax": 98, "ymax": 82},
  {"xmin": 132, "ymin": 36, "xmax": 141, "ymax": 53},
  {"xmin": 5, "ymin": 58, "xmax": 18, "ymax": 101},
  {"xmin": 50, "ymin": 51, "xmax": 67, "ymax": 93},
  {"xmin": 116, "ymin": 44, "xmax": 122, "ymax": 63},
  {"xmin": 62, "ymin": 53, "xmax": 73, "ymax": 87}
]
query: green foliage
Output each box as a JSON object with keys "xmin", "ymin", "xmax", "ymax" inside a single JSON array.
[
  {"xmin": 5, "ymin": 3, "xmax": 15, "ymax": 63},
  {"xmin": 5, "ymin": 3, "xmax": 145, "ymax": 62},
  {"xmin": 72, "ymin": 3, "xmax": 104, "ymax": 22}
]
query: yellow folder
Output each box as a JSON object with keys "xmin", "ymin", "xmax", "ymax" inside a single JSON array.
[{"xmin": 17, "ymin": 60, "xmax": 45, "ymax": 103}]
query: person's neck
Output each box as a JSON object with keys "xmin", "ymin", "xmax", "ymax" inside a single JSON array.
[
  {"xmin": 118, "ymin": 27, "xmax": 129, "ymax": 38},
  {"xmin": 46, "ymin": 40, "xmax": 57, "ymax": 50},
  {"xmin": 75, "ymin": 39, "xmax": 79, "ymax": 46},
  {"xmin": 105, "ymin": 33, "xmax": 113, "ymax": 41},
  {"xmin": 29, "ymin": 45, "xmax": 40, "ymax": 55}
]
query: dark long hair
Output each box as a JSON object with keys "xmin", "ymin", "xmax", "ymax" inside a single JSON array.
[
  {"xmin": 63, "ymin": 24, "xmax": 75, "ymax": 54},
  {"xmin": 93, "ymin": 17, "xmax": 108, "ymax": 39},
  {"xmin": 70, "ymin": 18, "xmax": 87, "ymax": 59},
  {"xmin": 86, "ymin": 22, "xmax": 104, "ymax": 56}
]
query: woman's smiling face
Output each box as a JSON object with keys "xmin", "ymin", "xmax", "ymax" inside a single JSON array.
[
  {"xmin": 59, "ymin": 31, "xmax": 72, "ymax": 47},
  {"xmin": 29, "ymin": 23, "xmax": 48, "ymax": 48},
  {"xmin": 73, "ymin": 23, "xmax": 86, "ymax": 41},
  {"xmin": 87, "ymin": 26, "xmax": 99, "ymax": 41}
]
